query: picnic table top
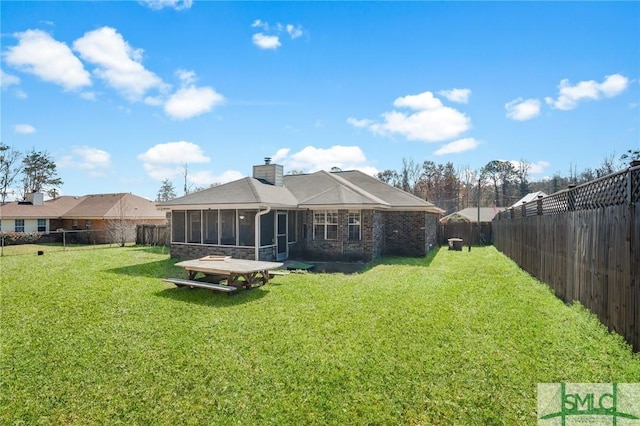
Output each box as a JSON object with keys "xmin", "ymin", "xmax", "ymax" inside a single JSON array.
[{"xmin": 175, "ymin": 257, "xmax": 284, "ymax": 275}]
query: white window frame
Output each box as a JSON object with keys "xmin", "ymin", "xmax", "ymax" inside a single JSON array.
[
  {"xmin": 348, "ymin": 211, "xmax": 361, "ymax": 241},
  {"xmin": 313, "ymin": 210, "xmax": 338, "ymax": 240}
]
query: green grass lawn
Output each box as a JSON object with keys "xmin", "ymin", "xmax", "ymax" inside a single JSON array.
[{"xmin": 1, "ymin": 245, "xmax": 638, "ymax": 424}]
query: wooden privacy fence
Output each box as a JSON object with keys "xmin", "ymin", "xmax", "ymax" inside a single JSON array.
[
  {"xmin": 438, "ymin": 222, "xmax": 492, "ymax": 246},
  {"xmin": 493, "ymin": 162, "xmax": 640, "ymax": 352},
  {"xmin": 136, "ymin": 224, "xmax": 169, "ymax": 246}
]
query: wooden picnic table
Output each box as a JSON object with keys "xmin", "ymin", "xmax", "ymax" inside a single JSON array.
[{"xmin": 169, "ymin": 256, "xmax": 284, "ymax": 291}]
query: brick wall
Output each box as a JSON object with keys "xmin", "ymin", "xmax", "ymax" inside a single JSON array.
[
  {"xmin": 293, "ymin": 210, "xmax": 371, "ymax": 261},
  {"xmin": 382, "ymin": 211, "xmax": 438, "ymax": 257}
]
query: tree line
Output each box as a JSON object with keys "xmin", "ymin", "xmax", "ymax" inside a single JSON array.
[
  {"xmin": 0, "ymin": 143, "xmax": 63, "ymax": 203},
  {"xmin": 374, "ymin": 150, "xmax": 639, "ymax": 214}
]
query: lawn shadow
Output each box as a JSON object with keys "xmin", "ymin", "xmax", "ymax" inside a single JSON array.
[
  {"xmin": 155, "ymin": 285, "xmax": 268, "ymax": 307},
  {"xmin": 105, "ymin": 258, "xmax": 183, "ymax": 279}
]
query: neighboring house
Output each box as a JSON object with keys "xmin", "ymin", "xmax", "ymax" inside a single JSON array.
[
  {"xmin": 157, "ymin": 160, "xmax": 444, "ymax": 262},
  {"xmin": 511, "ymin": 191, "xmax": 547, "ymax": 208},
  {"xmin": 438, "ymin": 207, "xmax": 501, "ymax": 245},
  {"xmin": 0, "ymin": 193, "xmax": 166, "ymax": 244}
]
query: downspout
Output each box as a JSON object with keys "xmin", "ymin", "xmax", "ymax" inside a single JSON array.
[{"xmin": 255, "ymin": 206, "xmax": 272, "ymax": 260}]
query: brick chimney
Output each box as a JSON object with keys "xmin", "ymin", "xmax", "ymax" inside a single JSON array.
[
  {"xmin": 25, "ymin": 192, "xmax": 44, "ymax": 206},
  {"xmin": 252, "ymin": 157, "xmax": 283, "ymax": 186}
]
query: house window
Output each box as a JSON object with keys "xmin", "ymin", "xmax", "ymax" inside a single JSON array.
[
  {"xmin": 203, "ymin": 210, "xmax": 218, "ymax": 244},
  {"xmin": 15, "ymin": 219, "xmax": 25, "ymax": 233},
  {"xmin": 348, "ymin": 211, "xmax": 361, "ymax": 240},
  {"xmin": 85, "ymin": 220, "xmax": 91, "ymax": 230},
  {"xmin": 38, "ymin": 219, "xmax": 47, "ymax": 232},
  {"xmin": 72, "ymin": 219, "xmax": 79, "ymax": 230},
  {"xmin": 187, "ymin": 210, "xmax": 201, "ymax": 243},
  {"xmin": 172, "ymin": 210, "xmax": 186, "ymax": 243},
  {"xmin": 313, "ymin": 210, "xmax": 338, "ymax": 240}
]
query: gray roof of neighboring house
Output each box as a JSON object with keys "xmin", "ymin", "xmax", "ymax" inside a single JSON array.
[
  {"xmin": 0, "ymin": 193, "xmax": 165, "ymax": 220},
  {"xmin": 511, "ymin": 191, "xmax": 547, "ymax": 208},
  {"xmin": 159, "ymin": 169, "xmax": 445, "ymax": 214},
  {"xmin": 439, "ymin": 207, "xmax": 500, "ymax": 224}
]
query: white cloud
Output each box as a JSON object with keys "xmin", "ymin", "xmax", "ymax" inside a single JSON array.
[
  {"xmin": 73, "ymin": 26, "xmax": 166, "ymax": 101},
  {"xmin": 505, "ymin": 98, "xmax": 541, "ymax": 121},
  {"xmin": 346, "ymin": 117, "xmax": 373, "ymax": 128},
  {"xmin": 545, "ymin": 73, "xmax": 629, "ymax": 110},
  {"xmin": 4, "ymin": 29, "xmax": 91, "ymax": 91},
  {"xmin": 393, "ymin": 91, "xmax": 443, "ymax": 110},
  {"xmin": 599, "ymin": 74, "xmax": 628, "ymax": 97},
  {"xmin": 138, "ymin": 141, "xmax": 210, "ymax": 180},
  {"xmin": 190, "ymin": 170, "xmax": 245, "ymax": 186},
  {"xmin": 251, "ymin": 19, "xmax": 268, "ymax": 30},
  {"xmin": 433, "ymin": 138, "xmax": 479, "ymax": 155},
  {"xmin": 349, "ymin": 91, "xmax": 470, "ymax": 143},
  {"xmin": 140, "ymin": 0, "xmax": 192, "ymax": 10},
  {"xmin": 14, "ymin": 124, "xmax": 36, "ymax": 134},
  {"xmin": 176, "ymin": 69, "xmax": 196, "ymax": 85},
  {"xmin": 138, "ymin": 141, "xmax": 210, "ymax": 164},
  {"xmin": 506, "ymin": 160, "xmax": 551, "ymax": 175},
  {"xmin": 528, "ymin": 160, "xmax": 551, "ymax": 174},
  {"xmin": 164, "ymin": 79, "xmax": 225, "ymax": 119},
  {"xmin": 1, "ymin": 69, "xmax": 21, "ymax": 88},
  {"xmin": 271, "ymin": 145, "xmax": 377, "ymax": 175},
  {"xmin": 252, "ymin": 33, "xmax": 281, "ymax": 50},
  {"xmin": 251, "ymin": 20, "xmax": 304, "ymax": 49},
  {"xmin": 438, "ymin": 88, "xmax": 471, "ymax": 104},
  {"xmin": 58, "ymin": 146, "xmax": 111, "ymax": 176},
  {"xmin": 286, "ymin": 24, "xmax": 303, "ymax": 39},
  {"xmin": 80, "ymin": 91, "xmax": 97, "ymax": 101}
]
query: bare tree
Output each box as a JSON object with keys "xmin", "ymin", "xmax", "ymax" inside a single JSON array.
[
  {"xmin": 515, "ymin": 159, "xmax": 531, "ymax": 197},
  {"xmin": 595, "ymin": 153, "xmax": 616, "ymax": 178},
  {"xmin": 106, "ymin": 195, "xmax": 138, "ymax": 247},
  {"xmin": 400, "ymin": 157, "xmax": 421, "ymax": 194},
  {"xmin": 0, "ymin": 143, "xmax": 22, "ymax": 202},
  {"xmin": 458, "ymin": 164, "xmax": 477, "ymax": 209}
]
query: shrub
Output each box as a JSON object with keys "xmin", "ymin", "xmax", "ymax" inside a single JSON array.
[{"xmin": 0, "ymin": 232, "xmax": 43, "ymax": 245}]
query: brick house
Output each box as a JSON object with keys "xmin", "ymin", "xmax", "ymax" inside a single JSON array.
[
  {"xmin": 158, "ymin": 161, "xmax": 444, "ymax": 262},
  {"xmin": 0, "ymin": 193, "xmax": 167, "ymax": 244}
]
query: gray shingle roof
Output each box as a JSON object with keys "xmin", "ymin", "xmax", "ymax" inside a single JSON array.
[
  {"xmin": 159, "ymin": 169, "xmax": 444, "ymax": 213},
  {"xmin": 0, "ymin": 193, "xmax": 165, "ymax": 220},
  {"xmin": 160, "ymin": 177, "xmax": 298, "ymax": 208}
]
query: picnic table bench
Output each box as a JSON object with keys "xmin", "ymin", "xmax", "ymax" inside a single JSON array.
[{"xmin": 166, "ymin": 256, "xmax": 284, "ymax": 293}]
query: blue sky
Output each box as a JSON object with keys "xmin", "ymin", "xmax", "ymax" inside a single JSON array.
[{"xmin": 2, "ymin": 1, "xmax": 639, "ymax": 201}]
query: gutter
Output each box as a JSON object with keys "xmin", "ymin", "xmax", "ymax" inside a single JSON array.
[{"xmin": 254, "ymin": 206, "xmax": 272, "ymax": 260}]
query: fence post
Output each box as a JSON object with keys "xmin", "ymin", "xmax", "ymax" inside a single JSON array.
[
  {"xmin": 568, "ymin": 184, "xmax": 576, "ymax": 211},
  {"xmin": 537, "ymin": 195, "xmax": 543, "ymax": 215},
  {"xmin": 629, "ymin": 161, "xmax": 639, "ymax": 351}
]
